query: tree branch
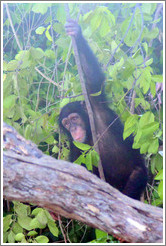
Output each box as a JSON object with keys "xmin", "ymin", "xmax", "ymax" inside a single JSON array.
[
  {"xmin": 6, "ymin": 3, "xmax": 23, "ymax": 50},
  {"xmin": 65, "ymin": 4, "xmax": 105, "ymax": 181},
  {"xmin": 3, "ymin": 122, "xmax": 163, "ymax": 243}
]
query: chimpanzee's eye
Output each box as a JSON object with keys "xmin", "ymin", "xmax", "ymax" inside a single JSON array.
[{"xmin": 72, "ymin": 116, "xmax": 78, "ymax": 122}]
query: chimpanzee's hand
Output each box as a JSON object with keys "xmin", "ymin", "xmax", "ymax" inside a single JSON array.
[{"xmin": 65, "ymin": 19, "xmax": 82, "ymax": 38}]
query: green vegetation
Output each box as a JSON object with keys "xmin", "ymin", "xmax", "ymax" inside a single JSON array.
[{"xmin": 3, "ymin": 2, "xmax": 163, "ymax": 243}]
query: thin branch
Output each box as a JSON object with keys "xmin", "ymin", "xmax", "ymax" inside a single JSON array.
[
  {"xmin": 35, "ymin": 67, "xmax": 59, "ymax": 87},
  {"xmin": 65, "ymin": 4, "xmax": 105, "ymax": 181},
  {"xmin": 58, "ymin": 215, "xmax": 67, "ymax": 243},
  {"xmin": 6, "ymin": 3, "xmax": 23, "ymax": 50},
  {"xmin": 62, "ymin": 41, "xmax": 73, "ymax": 98},
  {"xmin": 130, "ymin": 90, "xmax": 136, "ymax": 114}
]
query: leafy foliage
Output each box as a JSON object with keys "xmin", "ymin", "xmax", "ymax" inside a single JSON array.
[
  {"xmin": 3, "ymin": 2, "xmax": 163, "ymax": 243},
  {"xmin": 73, "ymin": 142, "xmax": 99, "ymax": 171},
  {"xmin": 3, "ymin": 202, "xmax": 58, "ymax": 243}
]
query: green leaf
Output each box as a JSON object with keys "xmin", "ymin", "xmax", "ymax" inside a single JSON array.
[
  {"xmin": 45, "ymin": 25, "xmax": 52, "ymax": 42},
  {"xmin": 155, "ymin": 169, "xmax": 163, "ymax": 180},
  {"xmin": 148, "ymin": 138, "xmax": 159, "ymax": 154},
  {"xmin": 30, "ymin": 47, "xmax": 45, "ymax": 60},
  {"xmin": 35, "ymin": 26, "xmax": 46, "ymax": 34},
  {"xmin": 91, "ymin": 14, "xmax": 102, "ymax": 32},
  {"xmin": 85, "ymin": 152, "xmax": 93, "ymax": 171},
  {"xmin": 27, "ymin": 231, "xmax": 38, "ymax": 237},
  {"xmin": 140, "ymin": 141, "xmax": 150, "ymax": 154},
  {"xmin": 150, "ymin": 154, "xmax": 163, "ymax": 174},
  {"xmin": 139, "ymin": 68, "xmax": 152, "ymax": 94},
  {"xmin": 152, "ymin": 75, "xmax": 163, "ymax": 83},
  {"xmin": 155, "ymin": 154, "xmax": 163, "ymax": 171},
  {"xmin": 90, "ymin": 90, "xmax": 102, "ymax": 96},
  {"xmin": 17, "ymin": 216, "xmax": 33, "ymax": 231},
  {"xmin": 142, "ymin": 42, "xmax": 148, "ymax": 54},
  {"xmin": 3, "ymin": 231, "xmax": 8, "ymax": 243},
  {"xmin": 56, "ymin": 36, "xmax": 70, "ymax": 50},
  {"xmin": 145, "ymin": 58, "xmax": 153, "ymax": 66},
  {"xmin": 35, "ymin": 235, "xmax": 49, "ymax": 243},
  {"xmin": 133, "ymin": 129, "xmax": 142, "ymax": 145},
  {"xmin": 14, "ymin": 233, "xmax": 25, "ymax": 242},
  {"xmin": 3, "ymin": 60, "xmax": 8, "ymax": 71},
  {"xmin": 95, "ymin": 229, "xmax": 107, "ymax": 239},
  {"xmin": 44, "ymin": 134, "xmax": 55, "ymax": 144},
  {"xmin": 139, "ymin": 112, "xmax": 154, "ymax": 128},
  {"xmin": 99, "ymin": 16, "xmax": 110, "ymax": 37},
  {"xmin": 134, "ymin": 55, "xmax": 143, "ymax": 65},
  {"xmin": 158, "ymin": 180, "xmax": 163, "ymax": 200},
  {"xmin": 123, "ymin": 126, "xmax": 135, "ymax": 140},
  {"xmin": 123, "ymin": 59, "xmax": 135, "ymax": 79},
  {"xmin": 121, "ymin": 16, "xmax": 131, "ymax": 36},
  {"xmin": 56, "ymin": 5, "xmax": 66, "ymax": 24},
  {"xmin": 74, "ymin": 154, "xmax": 86, "ymax": 165},
  {"xmin": 8, "ymin": 231, "xmax": 15, "ymax": 243},
  {"xmin": 124, "ymin": 114, "xmax": 139, "ymax": 129},
  {"xmin": 32, "ymin": 3, "xmax": 51, "ymax": 14},
  {"xmin": 52, "ymin": 145, "xmax": 59, "ymax": 153},
  {"xmin": 124, "ymin": 29, "xmax": 140, "ymax": 47},
  {"xmin": 12, "ymin": 222, "xmax": 23, "ymax": 234},
  {"xmin": 48, "ymin": 220, "xmax": 59, "ymax": 237},
  {"xmin": 15, "ymin": 50, "xmax": 29, "ymax": 61},
  {"xmin": 36, "ymin": 210, "xmax": 48, "ymax": 226},
  {"xmin": 142, "ymin": 3, "xmax": 157, "ymax": 15},
  {"xmin": 45, "ymin": 49, "xmax": 56, "ymax": 59},
  {"xmin": 53, "ymin": 22, "xmax": 64, "ymax": 35},
  {"xmin": 73, "ymin": 141, "xmax": 91, "ymax": 151},
  {"xmin": 151, "ymin": 198, "xmax": 163, "ymax": 207},
  {"xmin": 3, "ymin": 215, "xmax": 12, "ymax": 232},
  {"xmin": 104, "ymin": 9, "xmax": 115, "ymax": 25},
  {"xmin": 7, "ymin": 60, "xmax": 18, "ymax": 71},
  {"xmin": 44, "ymin": 210, "xmax": 55, "ymax": 221},
  {"xmin": 24, "ymin": 124, "xmax": 33, "ymax": 140},
  {"xmin": 31, "ymin": 207, "xmax": 44, "ymax": 216},
  {"xmin": 15, "ymin": 50, "xmax": 31, "ymax": 69},
  {"xmin": 151, "ymin": 156, "xmax": 156, "ymax": 174},
  {"xmin": 117, "ymin": 57, "xmax": 124, "ymax": 68},
  {"xmin": 141, "ymin": 122, "xmax": 159, "ymax": 137},
  {"xmin": 21, "ymin": 238, "xmax": 27, "ymax": 243},
  {"xmin": 111, "ymin": 40, "xmax": 119, "ymax": 53},
  {"xmin": 134, "ymin": 98, "xmax": 150, "ymax": 110},
  {"xmin": 150, "ymin": 81, "xmax": 156, "ymax": 97},
  {"xmin": 91, "ymin": 149, "xmax": 99, "ymax": 167},
  {"xmin": 123, "ymin": 115, "xmax": 139, "ymax": 140},
  {"xmin": 13, "ymin": 201, "xmax": 30, "ymax": 217},
  {"xmin": 145, "ymin": 27, "xmax": 159, "ymax": 40},
  {"xmin": 137, "ymin": 67, "xmax": 152, "ymax": 88},
  {"xmin": 30, "ymin": 218, "xmax": 46, "ymax": 229}
]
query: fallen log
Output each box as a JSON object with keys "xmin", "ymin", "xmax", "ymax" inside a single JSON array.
[{"xmin": 3, "ymin": 122, "xmax": 163, "ymax": 243}]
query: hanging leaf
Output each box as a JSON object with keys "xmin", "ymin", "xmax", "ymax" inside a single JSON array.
[
  {"xmin": 32, "ymin": 3, "xmax": 51, "ymax": 14},
  {"xmin": 45, "ymin": 25, "xmax": 53, "ymax": 42},
  {"xmin": 35, "ymin": 26, "xmax": 46, "ymax": 34}
]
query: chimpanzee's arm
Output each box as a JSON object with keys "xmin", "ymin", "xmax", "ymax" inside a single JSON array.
[{"xmin": 65, "ymin": 20, "xmax": 105, "ymax": 95}]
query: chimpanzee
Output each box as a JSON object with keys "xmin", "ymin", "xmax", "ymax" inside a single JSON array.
[{"xmin": 59, "ymin": 20, "xmax": 148, "ymax": 200}]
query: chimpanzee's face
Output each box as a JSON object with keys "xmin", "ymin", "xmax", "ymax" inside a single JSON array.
[{"xmin": 62, "ymin": 113, "xmax": 86, "ymax": 143}]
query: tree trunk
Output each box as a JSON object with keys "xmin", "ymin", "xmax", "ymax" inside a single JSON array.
[{"xmin": 3, "ymin": 122, "xmax": 163, "ymax": 243}]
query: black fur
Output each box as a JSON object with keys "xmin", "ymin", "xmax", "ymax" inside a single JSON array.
[{"xmin": 59, "ymin": 20, "xmax": 148, "ymax": 200}]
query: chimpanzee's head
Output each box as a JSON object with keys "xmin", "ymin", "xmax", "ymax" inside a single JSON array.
[{"xmin": 59, "ymin": 101, "xmax": 91, "ymax": 143}]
